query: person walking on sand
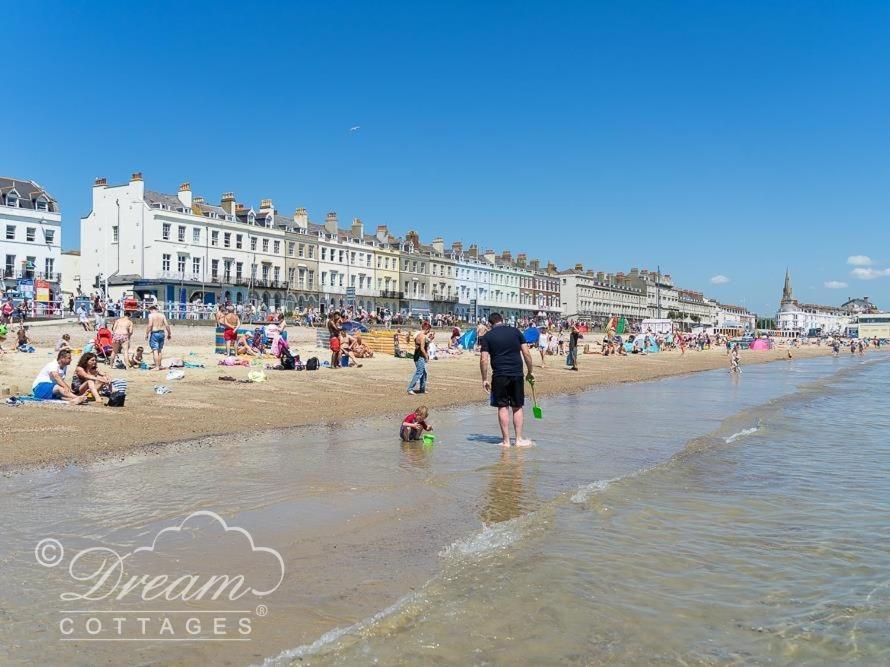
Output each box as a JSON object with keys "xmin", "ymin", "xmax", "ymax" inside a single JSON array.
[
  {"xmin": 407, "ymin": 321, "xmax": 431, "ymax": 394},
  {"xmin": 145, "ymin": 304, "xmax": 171, "ymax": 370},
  {"xmin": 111, "ymin": 311, "xmax": 134, "ymax": 367},
  {"xmin": 480, "ymin": 312, "xmax": 535, "ymax": 447},
  {"xmin": 568, "ymin": 323, "xmax": 583, "ymax": 371}
]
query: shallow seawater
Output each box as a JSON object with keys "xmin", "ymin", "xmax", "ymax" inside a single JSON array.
[{"xmin": 1, "ymin": 354, "xmax": 888, "ymax": 665}]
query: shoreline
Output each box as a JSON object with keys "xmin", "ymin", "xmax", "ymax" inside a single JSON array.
[{"xmin": 1, "ymin": 321, "xmax": 845, "ymax": 473}]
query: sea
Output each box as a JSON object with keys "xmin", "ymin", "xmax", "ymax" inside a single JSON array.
[{"xmin": 1, "ymin": 352, "xmax": 888, "ymax": 666}]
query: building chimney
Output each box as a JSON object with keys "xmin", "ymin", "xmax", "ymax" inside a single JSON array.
[
  {"xmin": 192, "ymin": 196, "xmax": 205, "ymax": 205},
  {"xmin": 406, "ymin": 230, "xmax": 421, "ymax": 249},
  {"xmin": 220, "ymin": 192, "xmax": 236, "ymax": 214},
  {"xmin": 467, "ymin": 244, "xmax": 478, "ymax": 258},
  {"xmin": 376, "ymin": 224, "xmax": 389, "ymax": 243},
  {"xmin": 176, "ymin": 182, "xmax": 192, "ymax": 208},
  {"xmin": 259, "ymin": 198, "xmax": 273, "ymax": 212},
  {"xmin": 452, "ymin": 241, "xmax": 463, "ymax": 254},
  {"xmin": 546, "ymin": 262, "xmax": 557, "ymax": 274},
  {"xmin": 93, "ymin": 177, "xmax": 107, "ymax": 187},
  {"xmin": 293, "ymin": 207, "xmax": 308, "ymax": 229},
  {"xmin": 516, "ymin": 253, "xmax": 527, "ymax": 267},
  {"xmin": 484, "ymin": 249, "xmax": 496, "ymax": 264},
  {"xmin": 597, "ymin": 271, "xmax": 606, "ymax": 281},
  {"xmin": 431, "ymin": 237, "xmax": 444, "ymax": 254},
  {"xmin": 128, "ymin": 171, "xmax": 144, "ymax": 198},
  {"xmin": 575, "ymin": 263, "xmax": 584, "ymax": 272},
  {"xmin": 130, "ymin": 172, "xmax": 143, "ymax": 182},
  {"xmin": 529, "ymin": 259, "xmax": 540, "ymax": 271},
  {"xmin": 501, "ymin": 250, "xmax": 513, "ymax": 263},
  {"xmin": 351, "ymin": 218, "xmax": 364, "ymax": 238},
  {"xmin": 324, "ymin": 212, "xmax": 339, "ymax": 234}
]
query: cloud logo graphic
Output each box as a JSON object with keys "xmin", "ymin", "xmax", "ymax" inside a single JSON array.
[{"xmin": 132, "ymin": 510, "xmax": 285, "ymax": 597}]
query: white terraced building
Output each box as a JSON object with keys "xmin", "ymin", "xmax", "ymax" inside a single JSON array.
[
  {"xmin": 0, "ymin": 177, "xmax": 63, "ymax": 307},
  {"xmin": 80, "ymin": 173, "xmax": 311, "ymax": 308}
]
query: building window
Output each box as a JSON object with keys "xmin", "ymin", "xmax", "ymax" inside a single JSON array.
[
  {"xmin": 339, "ymin": 250, "xmax": 344, "ymax": 263},
  {"xmin": 307, "ymin": 270, "xmax": 314, "ymax": 288},
  {"xmin": 321, "ymin": 248, "xmax": 327, "ymax": 261},
  {"xmin": 162, "ymin": 223, "xmax": 171, "ymax": 240},
  {"xmin": 250, "ymin": 236, "xmax": 257, "ymax": 251},
  {"xmin": 5, "ymin": 225, "xmax": 14, "ymax": 240},
  {"xmin": 273, "ymin": 266, "xmax": 281, "ymax": 282},
  {"xmin": 45, "ymin": 258, "xmax": 54, "ymax": 278},
  {"xmin": 224, "ymin": 232, "xmax": 231, "ymax": 248},
  {"xmin": 308, "ymin": 246, "xmax": 314, "ymax": 259},
  {"xmin": 211, "ymin": 231, "xmax": 219, "ymax": 246},
  {"xmin": 45, "ymin": 229, "xmax": 56, "ymax": 245},
  {"xmin": 4, "ymin": 255, "xmax": 14, "ymax": 277},
  {"xmin": 272, "ymin": 240, "xmax": 280, "ymax": 255},
  {"xmin": 288, "ymin": 242, "xmax": 295, "ymax": 257},
  {"xmin": 162, "ymin": 254, "xmax": 171, "ymax": 272},
  {"xmin": 288, "ymin": 267, "xmax": 295, "ymax": 283},
  {"xmin": 236, "ymin": 234, "xmax": 243, "ymax": 249},
  {"xmin": 262, "ymin": 239, "xmax": 269, "ymax": 252},
  {"xmin": 262, "ymin": 265, "xmax": 270, "ymax": 281},
  {"xmin": 177, "ymin": 255, "xmax": 186, "ymax": 273},
  {"xmin": 236, "ymin": 262, "xmax": 243, "ymax": 280},
  {"xmin": 211, "ymin": 259, "xmax": 219, "ymax": 280},
  {"xmin": 26, "ymin": 227, "xmax": 36, "ymax": 242},
  {"xmin": 178, "ymin": 225, "xmax": 186, "ymax": 242},
  {"xmin": 111, "ymin": 226, "xmax": 118, "ymax": 243},
  {"xmin": 193, "ymin": 228, "xmax": 201, "ymax": 243},
  {"xmin": 223, "ymin": 260, "xmax": 232, "ymax": 282},
  {"xmin": 192, "ymin": 257, "xmax": 201, "ymax": 275},
  {"xmin": 298, "ymin": 244, "xmax": 305, "ymax": 258}
]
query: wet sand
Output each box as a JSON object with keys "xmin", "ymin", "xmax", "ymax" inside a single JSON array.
[{"xmin": 0, "ymin": 321, "xmax": 831, "ymax": 471}]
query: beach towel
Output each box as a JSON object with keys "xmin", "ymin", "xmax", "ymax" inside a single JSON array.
[
  {"xmin": 247, "ymin": 370, "xmax": 267, "ymax": 383},
  {"xmin": 165, "ymin": 370, "xmax": 185, "ymax": 381}
]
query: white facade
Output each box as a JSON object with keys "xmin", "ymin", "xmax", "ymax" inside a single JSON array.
[
  {"xmin": 0, "ymin": 177, "xmax": 62, "ymax": 295},
  {"xmin": 558, "ymin": 269, "xmax": 648, "ymax": 321},
  {"xmin": 777, "ymin": 270, "xmax": 848, "ymax": 335},
  {"xmin": 80, "ymin": 174, "xmax": 300, "ymax": 306},
  {"xmin": 715, "ymin": 303, "xmax": 756, "ymax": 332},
  {"xmin": 59, "ymin": 251, "xmax": 82, "ymax": 300}
]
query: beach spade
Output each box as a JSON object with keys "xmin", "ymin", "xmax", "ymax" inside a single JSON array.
[{"xmin": 528, "ymin": 377, "xmax": 543, "ymax": 419}]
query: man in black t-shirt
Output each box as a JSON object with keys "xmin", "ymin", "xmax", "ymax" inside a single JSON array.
[{"xmin": 480, "ymin": 312, "xmax": 535, "ymax": 447}]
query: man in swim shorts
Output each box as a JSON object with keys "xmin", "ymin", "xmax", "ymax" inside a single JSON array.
[
  {"xmin": 111, "ymin": 311, "xmax": 134, "ymax": 367},
  {"xmin": 221, "ymin": 305, "xmax": 241, "ymax": 356},
  {"xmin": 144, "ymin": 304, "xmax": 172, "ymax": 370}
]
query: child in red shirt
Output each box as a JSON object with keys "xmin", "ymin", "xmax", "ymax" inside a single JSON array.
[{"xmin": 400, "ymin": 406, "xmax": 432, "ymax": 441}]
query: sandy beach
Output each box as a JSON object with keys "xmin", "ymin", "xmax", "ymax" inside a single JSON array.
[{"xmin": 0, "ymin": 320, "xmax": 833, "ymax": 471}]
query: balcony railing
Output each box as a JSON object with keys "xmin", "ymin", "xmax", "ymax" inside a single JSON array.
[
  {"xmin": 379, "ymin": 290, "xmax": 404, "ymax": 300},
  {"xmin": 431, "ymin": 294, "xmax": 459, "ymax": 303},
  {"xmin": 2, "ymin": 270, "xmax": 62, "ymax": 282}
]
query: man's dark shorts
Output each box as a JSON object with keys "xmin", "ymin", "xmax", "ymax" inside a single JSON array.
[{"xmin": 490, "ymin": 375, "xmax": 525, "ymax": 408}]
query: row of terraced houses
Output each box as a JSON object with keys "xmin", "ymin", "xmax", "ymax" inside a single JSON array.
[{"xmin": 2, "ymin": 172, "xmax": 755, "ymax": 328}]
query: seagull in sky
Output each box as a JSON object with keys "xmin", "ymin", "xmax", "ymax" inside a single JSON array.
[{"xmin": 349, "ymin": 126, "xmax": 360, "ymax": 132}]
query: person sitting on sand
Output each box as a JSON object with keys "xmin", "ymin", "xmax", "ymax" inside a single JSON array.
[
  {"xmin": 55, "ymin": 333, "xmax": 72, "ymax": 352},
  {"xmin": 400, "ymin": 406, "xmax": 432, "ymax": 441},
  {"xmin": 237, "ymin": 332, "xmax": 259, "ymax": 356},
  {"xmin": 72, "ymin": 352, "xmax": 112, "ymax": 400},
  {"xmin": 393, "ymin": 327, "xmax": 406, "ymax": 358},
  {"xmin": 351, "ymin": 332, "xmax": 374, "ymax": 359},
  {"xmin": 252, "ymin": 326, "xmax": 267, "ymax": 355},
  {"xmin": 338, "ymin": 330, "xmax": 363, "ymax": 367},
  {"xmin": 127, "ymin": 346, "xmax": 145, "ymax": 368},
  {"xmin": 31, "ymin": 349, "xmax": 87, "ymax": 404},
  {"xmin": 16, "ymin": 325, "xmax": 31, "ymax": 352}
]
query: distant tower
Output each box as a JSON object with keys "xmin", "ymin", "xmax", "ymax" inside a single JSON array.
[{"xmin": 781, "ymin": 268, "xmax": 795, "ymax": 304}]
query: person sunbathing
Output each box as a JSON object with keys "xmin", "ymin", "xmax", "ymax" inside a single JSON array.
[
  {"xmin": 352, "ymin": 332, "xmax": 374, "ymax": 359},
  {"xmin": 338, "ymin": 330, "xmax": 363, "ymax": 367},
  {"xmin": 237, "ymin": 333, "xmax": 259, "ymax": 356}
]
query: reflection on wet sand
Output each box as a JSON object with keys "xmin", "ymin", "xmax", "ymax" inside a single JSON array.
[
  {"xmin": 480, "ymin": 449, "xmax": 531, "ymax": 524},
  {"xmin": 400, "ymin": 441, "xmax": 433, "ymax": 470}
]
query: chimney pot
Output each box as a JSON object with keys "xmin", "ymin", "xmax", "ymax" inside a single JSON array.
[
  {"xmin": 94, "ymin": 177, "xmax": 107, "ymax": 187},
  {"xmin": 130, "ymin": 172, "xmax": 143, "ymax": 182},
  {"xmin": 179, "ymin": 182, "xmax": 190, "ymax": 192}
]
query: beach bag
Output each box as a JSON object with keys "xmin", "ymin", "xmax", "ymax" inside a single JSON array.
[
  {"xmin": 107, "ymin": 392, "xmax": 126, "ymax": 407},
  {"xmin": 280, "ymin": 347, "xmax": 296, "ymax": 370},
  {"xmin": 306, "ymin": 357, "xmax": 319, "ymax": 371}
]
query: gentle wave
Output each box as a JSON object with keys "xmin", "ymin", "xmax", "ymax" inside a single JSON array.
[{"xmin": 725, "ymin": 425, "xmax": 760, "ymax": 443}]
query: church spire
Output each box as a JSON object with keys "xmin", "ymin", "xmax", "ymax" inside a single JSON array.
[{"xmin": 781, "ymin": 267, "xmax": 794, "ymax": 303}]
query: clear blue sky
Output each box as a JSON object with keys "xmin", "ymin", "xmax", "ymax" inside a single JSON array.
[{"xmin": 4, "ymin": 1, "xmax": 890, "ymax": 315}]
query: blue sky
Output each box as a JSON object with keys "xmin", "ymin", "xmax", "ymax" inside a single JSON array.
[{"xmin": 4, "ymin": 1, "xmax": 890, "ymax": 315}]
